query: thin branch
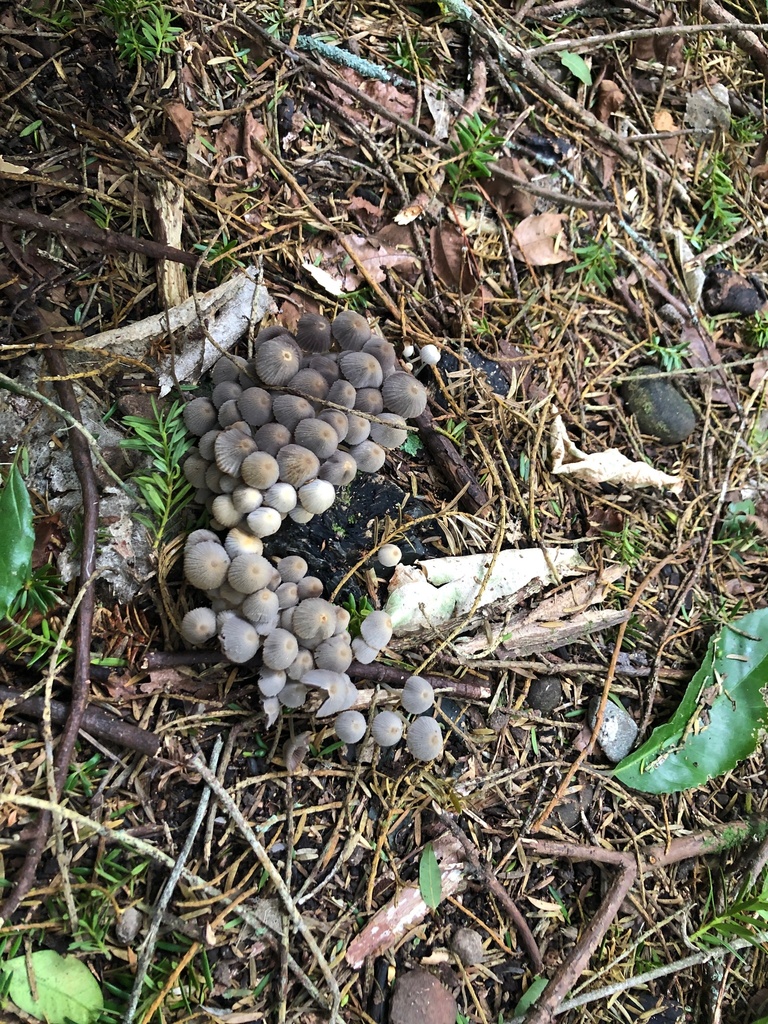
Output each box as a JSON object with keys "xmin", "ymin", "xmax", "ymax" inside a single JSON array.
[
  {"xmin": 0, "ymin": 685, "xmax": 160, "ymax": 758},
  {"xmin": 190, "ymin": 755, "xmax": 343, "ymax": 1023},
  {"xmin": 0, "ymin": 206, "xmax": 203, "ymax": 268}
]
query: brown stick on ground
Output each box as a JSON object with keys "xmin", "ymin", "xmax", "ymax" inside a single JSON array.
[
  {"xmin": 697, "ymin": 0, "xmax": 768, "ymax": 74},
  {"xmin": 521, "ymin": 818, "xmax": 768, "ymax": 1024},
  {"xmin": 415, "ymin": 405, "xmax": 488, "ymax": 514},
  {"xmin": 0, "ymin": 685, "xmax": 160, "ymax": 758},
  {"xmin": 0, "ymin": 272, "xmax": 100, "ymax": 922},
  {"xmin": 437, "ymin": 812, "xmax": 544, "ymax": 972},
  {"xmin": 0, "ymin": 206, "xmax": 202, "ymax": 269}
]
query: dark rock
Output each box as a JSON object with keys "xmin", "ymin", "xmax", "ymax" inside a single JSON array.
[
  {"xmin": 526, "ymin": 676, "xmax": 562, "ymax": 713},
  {"xmin": 702, "ymin": 267, "xmax": 768, "ymax": 315},
  {"xmin": 621, "ymin": 365, "xmax": 697, "ymax": 444}
]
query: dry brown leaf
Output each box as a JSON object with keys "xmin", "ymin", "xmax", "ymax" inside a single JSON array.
[
  {"xmin": 486, "ymin": 156, "xmax": 537, "ymax": 217},
  {"xmin": 242, "ymin": 109, "xmax": 267, "ymax": 179},
  {"xmin": 164, "ymin": 101, "xmax": 194, "ymax": 144},
  {"xmin": 305, "ymin": 231, "xmax": 418, "ymax": 294},
  {"xmin": 655, "ymin": 9, "xmax": 684, "ymax": 73},
  {"xmin": 749, "ymin": 350, "xmax": 768, "ymax": 391},
  {"xmin": 594, "ymin": 80, "xmax": 625, "ymax": 123},
  {"xmin": 511, "ymin": 213, "xmax": 570, "ymax": 267},
  {"xmin": 679, "ymin": 321, "xmax": 738, "ymax": 410},
  {"xmin": 431, "ymin": 221, "xmax": 481, "ymax": 292},
  {"xmin": 348, "ymin": 194, "xmax": 385, "ymax": 230}
]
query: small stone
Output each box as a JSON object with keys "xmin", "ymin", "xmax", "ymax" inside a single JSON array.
[
  {"xmin": 588, "ymin": 697, "xmax": 638, "ymax": 762},
  {"xmin": 390, "ymin": 969, "xmax": 457, "ymax": 1024},
  {"xmin": 115, "ymin": 906, "xmax": 143, "ymax": 945},
  {"xmin": 621, "ymin": 365, "xmax": 697, "ymax": 444},
  {"xmin": 450, "ymin": 927, "xmax": 485, "ymax": 966},
  {"xmin": 526, "ymin": 676, "xmax": 562, "ymax": 713},
  {"xmin": 684, "ymin": 84, "xmax": 730, "ymax": 131}
]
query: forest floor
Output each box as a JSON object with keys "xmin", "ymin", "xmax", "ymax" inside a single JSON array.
[{"xmin": 1, "ymin": 0, "xmax": 768, "ymax": 1022}]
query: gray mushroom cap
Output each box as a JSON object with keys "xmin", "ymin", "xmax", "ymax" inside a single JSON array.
[
  {"xmin": 219, "ymin": 616, "xmax": 261, "ymax": 663},
  {"xmin": 405, "ymin": 716, "xmax": 443, "ymax": 761},
  {"xmin": 261, "ymin": 628, "xmax": 300, "ymax": 670},
  {"xmin": 400, "ymin": 675, "xmax": 435, "ymax": 714},
  {"xmin": 277, "ymin": 444, "xmax": 321, "ymax": 487},
  {"xmin": 253, "ymin": 422, "xmax": 292, "ymax": 456},
  {"xmin": 241, "ymin": 451, "xmax": 280, "ymax": 490},
  {"xmin": 334, "ymin": 710, "xmax": 367, "ymax": 744},
  {"xmin": 183, "ymin": 397, "xmax": 218, "ymax": 436},
  {"xmin": 254, "ymin": 335, "xmax": 302, "ymax": 386},
  {"xmin": 331, "ymin": 310, "xmax": 371, "ymax": 350},
  {"xmin": 277, "ymin": 555, "xmax": 309, "ymax": 583},
  {"xmin": 180, "ymin": 607, "xmax": 217, "ymax": 644},
  {"xmin": 296, "ymin": 312, "xmax": 332, "ymax": 353},
  {"xmin": 382, "ymin": 371, "xmax": 428, "ymax": 418},
  {"xmin": 371, "ymin": 710, "xmax": 403, "ymax": 747},
  {"xmin": 238, "ymin": 387, "xmax": 273, "ymax": 427},
  {"xmin": 184, "ymin": 540, "xmax": 231, "ymax": 590}
]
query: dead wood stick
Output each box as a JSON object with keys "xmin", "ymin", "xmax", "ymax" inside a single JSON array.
[
  {"xmin": 0, "ymin": 685, "xmax": 160, "ymax": 758},
  {"xmin": 695, "ymin": 0, "xmax": 768, "ymax": 74},
  {"xmin": 436, "ymin": 812, "xmax": 543, "ymax": 972},
  {"xmin": 0, "ymin": 206, "xmax": 201, "ymax": 269},
  {"xmin": 0, "ymin": 273, "xmax": 100, "ymax": 922},
  {"xmin": 348, "ymin": 661, "xmax": 492, "ymax": 701},
  {"xmin": 521, "ymin": 819, "xmax": 768, "ymax": 1024},
  {"xmin": 415, "ymin": 405, "xmax": 488, "ymax": 514}
]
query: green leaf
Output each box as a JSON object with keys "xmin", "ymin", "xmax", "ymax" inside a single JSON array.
[
  {"xmin": 560, "ymin": 51, "xmax": 592, "ymax": 86},
  {"xmin": 418, "ymin": 842, "xmax": 442, "ymax": 910},
  {"xmin": 614, "ymin": 609, "xmax": 768, "ymax": 794},
  {"xmin": 513, "ymin": 975, "xmax": 548, "ymax": 1015},
  {"xmin": 1, "ymin": 949, "xmax": 104, "ymax": 1024},
  {"xmin": 0, "ymin": 466, "xmax": 34, "ymax": 618}
]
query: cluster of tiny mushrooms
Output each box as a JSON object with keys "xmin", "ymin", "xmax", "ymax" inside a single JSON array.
[{"xmin": 180, "ymin": 310, "xmax": 444, "ymax": 761}]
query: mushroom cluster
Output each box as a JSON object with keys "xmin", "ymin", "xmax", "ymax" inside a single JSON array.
[{"xmin": 178, "ymin": 310, "xmax": 443, "ymax": 760}]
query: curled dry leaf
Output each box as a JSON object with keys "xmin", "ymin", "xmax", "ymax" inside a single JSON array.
[
  {"xmin": 511, "ymin": 212, "xmax": 571, "ymax": 266},
  {"xmin": 431, "ymin": 221, "xmax": 481, "ymax": 292},
  {"xmin": 593, "ymin": 80, "xmax": 625, "ymax": 123},
  {"xmin": 549, "ymin": 413, "xmax": 683, "ymax": 492}
]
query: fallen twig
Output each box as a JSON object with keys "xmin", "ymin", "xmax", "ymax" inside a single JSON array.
[
  {"xmin": 0, "ymin": 206, "xmax": 202, "ymax": 268},
  {"xmin": 0, "ymin": 278, "xmax": 101, "ymax": 923},
  {"xmin": 0, "ymin": 684, "xmax": 161, "ymax": 757},
  {"xmin": 437, "ymin": 812, "xmax": 544, "ymax": 972},
  {"xmin": 520, "ymin": 820, "xmax": 768, "ymax": 1024},
  {"xmin": 190, "ymin": 755, "xmax": 343, "ymax": 1023}
]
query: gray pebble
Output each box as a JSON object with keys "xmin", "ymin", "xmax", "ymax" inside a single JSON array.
[
  {"xmin": 450, "ymin": 927, "xmax": 485, "ymax": 966},
  {"xmin": 115, "ymin": 906, "xmax": 144, "ymax": 945},
  {"xmin": 588, "ymin": 697, "xmax": 638, "ymax": 762}
]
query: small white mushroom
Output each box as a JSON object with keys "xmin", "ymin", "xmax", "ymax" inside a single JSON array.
[
  {"xmin": 377, "ymin": 543, "xmax": 402, "ymax": 568},
  {"xmin": 400, "ymin": 675, "xmax": 434, "ymax": 715},
  {"xmin": 406, "ymin": 716, "xmax": 443, "ymax": 761},
  {"xmin": 372, "ymin": 711, "xmax": 403, "ymax": 747},
  {"xmin": 334, "ymin": 710, "xmax": 367, "ymax": 744}
]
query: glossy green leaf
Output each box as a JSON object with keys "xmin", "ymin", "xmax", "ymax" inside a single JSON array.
[
  {"xmin": 560, "ymin": 51, "xmax": 592, "ymax": 86},
  {"xmin": 0, "ymin": 465, "xmax": 34, "ymax": 618},
  {"xmin": 1, "ymin": 949, "xmax": 104, "ymax": 1024},
  {"xmin": 513, "ymin": 975, "xmax": 548, "ymax": 1015},
  {"xmin": 614, "ymin": 609, "xmax": 768, "ymax": 793},
  {"xmin": 419, "ymin": 842, "xmax": 442, "ymax": 910}
]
